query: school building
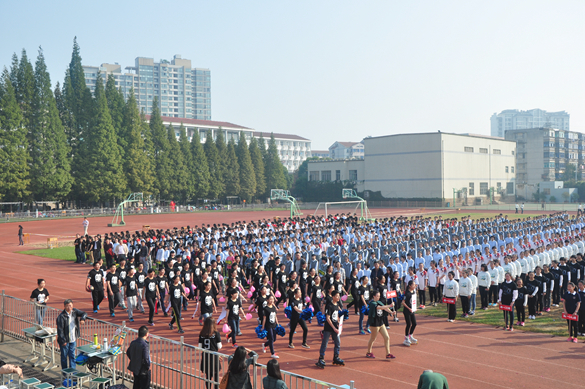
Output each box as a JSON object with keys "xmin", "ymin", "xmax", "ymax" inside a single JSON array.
[{"xmin": 307, "ymin": 132, "xmax": 517, "ymax": 203}]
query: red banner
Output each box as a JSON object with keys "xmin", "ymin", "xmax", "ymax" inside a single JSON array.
[
  {"xmin": 562, "ymin": 313, "xmax": 579, "ymax": 321},
  {"xmin": 442, "ymin": 297, "xmax": 456, "ymax": 304},
  {"xmin": 499, "ymin": 304, "xmax": 513, "ymax": 311},
  {"xmin": 386, "ymin": 290, "xmax": 397, "ymax": 299}
]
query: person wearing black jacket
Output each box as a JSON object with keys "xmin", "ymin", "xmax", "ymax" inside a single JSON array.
[
  {"xmin": 126, "ymin": 325, "xmax": 151, "ymax": 389},
  {"xmin": 56, "ymin": 299, "xmax": 86, "ymax": 378}
]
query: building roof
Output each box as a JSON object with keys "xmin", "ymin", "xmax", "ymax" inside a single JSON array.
[
  {"xmin": 146, "ymin": 115, "xmax": 251, "ymax": 130},
  {"xmin": 365, "ymin": 132, "xmax": 513, "ymax": 142},
  {"xmin": 332, "ymin": 141, "xmax": 359, "ymax": 148},
  {"xmin": 253, "ymin": 131, "xmax": 309, "ymax": 141}
]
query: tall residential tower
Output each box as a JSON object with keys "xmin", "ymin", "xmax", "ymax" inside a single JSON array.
[{"xmin": 490, "ymin": 109, "xmax": 569, "ymax": 138}]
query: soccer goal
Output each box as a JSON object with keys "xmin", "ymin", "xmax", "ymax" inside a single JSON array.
[{"xmin": 313, "ymin": 189, "xmax": 374, "ymax": 221}]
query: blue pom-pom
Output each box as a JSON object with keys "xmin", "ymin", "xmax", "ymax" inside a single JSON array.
[
  {"xmin": 361, "ymin": 305, "xmax": 369, "ymax": 316},
  {"xmin": 255, "ymin": 325, "xmax": 263, "ymax": 335},
  {"xmin": 275, "ymin": 324, "xmax": 286, "ymax": 337},
  {"xmin": 339, "ymin": 309, "xmax": 349, "ymax": 321},
  {"xmin": 316, "ymin": 311, "xmax": 326, "ymax": 325},
  {"xmin": 301, "ymin": 307, "xmax": 314, "ymax": 322},
  {"xmin": 284, "ymin": 305, "xmax": 292, "ymax": 319},
  {"xmin": 256, "ymin": 330, "xmax": 267, "ymax": 339}
]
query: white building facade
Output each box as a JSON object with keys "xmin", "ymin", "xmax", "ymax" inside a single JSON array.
[
  {"xmin": 329, "ymin": 142, "xmax": 364, "ymax": 159},
  {"xmin": 308, "ymin": 132, "xmax": 516, "ymax": 202},
  {"xmin": 490, "ymin": 109, "xmax": 569, "ymax": 138}
]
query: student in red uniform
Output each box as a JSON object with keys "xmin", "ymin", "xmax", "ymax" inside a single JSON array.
[
  {"xmin": 198, "ymin": 317, "xmax": 222, "ymax": 389},
  {"xmin": 563, "ymin": 282, "xmax": 581, "ymax": 343}
]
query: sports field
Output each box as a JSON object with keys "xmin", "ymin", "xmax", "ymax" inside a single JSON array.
[{"xmin": 3, "ymin": 208, "xmax": 583, "ymax": 389}]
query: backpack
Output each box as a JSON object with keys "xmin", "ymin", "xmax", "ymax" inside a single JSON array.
[{"xmin": 219, "ymin": 370, "xmax": 229, "ymax": 389}]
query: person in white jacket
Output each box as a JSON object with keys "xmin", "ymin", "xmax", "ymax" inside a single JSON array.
[
  {"xmin": 467, "ymin": 269, "xmax": 478, "ymax": 315},
  {"xmin": 477, "ymin": 264, "xmax": 492, "ymax": 310},
  {"xmin": 443, "ymin": 272, "xmax": 459, "ymax": 322},
  {"xmin": 488, "ymin": 261, "xmax": 499, "ymax": 307},
  {"xmin": 458, "ymin": 272, "xmax": 473, "ymax": 318}
]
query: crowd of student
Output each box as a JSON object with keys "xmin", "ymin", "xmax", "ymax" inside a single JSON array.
[{"xmin": 75, "ymin": 211, "xmax": 585, "ymax": 373}]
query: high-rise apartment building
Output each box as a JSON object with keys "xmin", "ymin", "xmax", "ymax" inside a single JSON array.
[
  {"xmin": 490, "ymin": 109, "xmax": 569, "ymax": 138},
  {"xmin": 83, "ymin": 55, "xmax": 211, "ymax": 120}
]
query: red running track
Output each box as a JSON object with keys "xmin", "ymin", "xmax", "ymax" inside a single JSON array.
[{"xmin": 1, "ymin": 210, "xmax": 583, "ymax": 389}]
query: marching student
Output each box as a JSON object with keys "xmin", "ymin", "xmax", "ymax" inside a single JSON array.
[
  {"xmin": 263, "ymin": 294, "xmax": 280, "ymax": 358},
  {"xmin": 358, "ymin": 276, "xmax": 371, "ymax": 334},
  {"xmin": 135, "ymin": 263, "xmax": 147, "ymax": 314},
  {"xmin": 86, "ymin": 262, "xmax": 105, "ymax": 313},
  {"xmin": 125, "ymin": 267, "xmax": 138, "ymax": 322},
  {"xmin": 443, "ymin": 271, "xmax": 459, "ymax": 322},
  {"xmin": 144, "ymin": 269, "xmax": 160, "ymax": 326},
  {"xmin": 477, "ymin": 264, "xmax": 491, "ymax": 310},
  {"xmin": 514, "ymin": 278, "xmax": 528, "ymax": 327},
  {"xmin": 169, "ymin": 276, "xmax": 187, "ymax": 334},
  {"xmin": 458, "ymin": 271, "xmax": 472, "ymax": 318},
  {"xmin": 563, "ymin": 282, "xmax": 581, "ymax": 342},
  {"xmin": 156, "ymin": 268, "xmax": 169, "ymax": 317},
  {"xmin": 226, "ymin": 288, "xmax": 245, "ymax": 347},
  {"xmin": 288, "ymin": 288, "xmax": 309, "ymax": 349},
  {"xmin": 198, "ymin": 317, "xmax": 222, "ymax": 389},
  {"xmin": 199, "ymin": 281, "xmax": 217, "ymax": 324},
  {"xmin": 346, "ymin": 269, "xmax": 359, "ymax": 315},
  {"xmin": 498, "ymin": 273, "xmax": 518, "ymax": 331},
  {"xmin": 106, "ymin": 264, "xmax": 121, "ymax": 317},
  {"xmin": 310, "ymin": 275, "xmax": 324, "ymax": 314},
  {"xmin": 415, "ymin": 263, "xmax": 427, "ymax": 309},
  {"xmin": 30, "ymin": 279, "xmax": 49, "ymax": 325},
  {"xmin": 316, "ymin": 290, "xmax": 344, "ymax": 369},
  {"xmin": 403, "ymin": 280, "xmax": 418, "ymax": 347},
  {"xmin": 255, "ymin": 285, "xmax": 269, "ymax": 326},
  {"xmin": 365, "ymin": 290, "xmax": 395, "ymax": 359}
]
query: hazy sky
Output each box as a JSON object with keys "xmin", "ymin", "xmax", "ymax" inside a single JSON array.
[{"xmin": 1, "ymin": 1, "xmax": 584, "ymax": 149}]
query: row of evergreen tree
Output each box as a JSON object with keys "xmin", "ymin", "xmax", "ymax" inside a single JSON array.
[{"xmin": 0, "ymin": 39, "xmax": 289, "ymax": 205}]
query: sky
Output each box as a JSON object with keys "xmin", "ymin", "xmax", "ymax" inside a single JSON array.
[{"xmin": 1, "ymin": 1, "xmax": 584, "ymax": 149}]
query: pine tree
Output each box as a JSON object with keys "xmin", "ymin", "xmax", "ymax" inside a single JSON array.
[
  {"xmin": 264, "ymin": 133, "xmax": 287, "ymax": 195},
  {"xmin": 204, "ymin": 131, "xmax": 224, "ymax": 199},
  {"xmin": 0, "ymin": 68, "xmax": 30, "ymax": 202},
  {"xmin": 224, "ymin": 138, "xmax": 240, "ymax": 197},
  {"xmin": 167, "ymin": 124, "xmax": 188, "ymax": 202},
  {"xmin": 122, "ymin": 89, "xmax": 154, "ymax": 194},
  {"xmin": 105, "ymin": 74, "xmax": 125, "ymax": 146},
  {"xmin": 214, "ymin": 129, "xmax": 228, "ymax": 196},
  {"xmin": 257, "ymin": 135, "xmax": 267, "ymax": 163},
  {"xmin": 54, "ymin": 82, "xmax": 66, "ymax": 126},
  {"xmin": 248, "ymin": 137, "xmax": 266, "ymax": 199},
  {"xmin": 179, "ymin": 125, "xmax": 195, "ymax": 202},
  {"xmin": 191, "ymin": 129, "xmax": 211, "ymax": 201},
  {"xmin": 15, "ymin": 49, "xmax": 35, "ymax": 132},
  {"xmin": 236, "ymin": 132, "xmax": 256, "ymax": 202},
  {"xmin": 9, "ymin": 53, "xmax": 19, "ymax": 96},
  {"xmin": 79, "ymin": 72, "xmax": 127, "ymax": 203},
  {"xmin": 29, "ymin": 47, "xmax": 72, "ymax": 202},
  {"xmin": 150, "ymin": 97, "xmax": 172, "ymax": 199}
]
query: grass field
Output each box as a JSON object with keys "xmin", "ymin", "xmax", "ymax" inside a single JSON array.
[
  {"xmin": 371, "ymin": 211, "xmax": 538, "ymax": 221},
  {"xmin": 416, "ymin": 298, "xmax": 572, "ymax": 337},
  {"xmin": 18, "ymin": 246, "xmax": 77, "ymax": 261}
]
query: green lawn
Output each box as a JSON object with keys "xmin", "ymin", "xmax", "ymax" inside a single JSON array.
[
  {"xmin": 416, "ymin": 298, "xmax": 571, "ymax": 337},
  {"xmin": 420, "ymin": 211, "xmax": 535, "ymax": 221},
  {"xmin": 18, "ymin": 246, "xmax": 77, "ymax": 261}
]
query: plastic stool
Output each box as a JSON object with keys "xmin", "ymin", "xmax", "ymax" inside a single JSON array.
[
  {"xmin": 20, "ymin": 377, "xmax": 41, "ymax": 389},
  {"xmin": 34, "ymin": 383, "xmax": 55, "ymax": 389},
  {"xmin": 71, "ymin": 372, "xmax": 91, "ymax": 388},
  {"xmin": 88, "ymin": 377, "xmax": 110, "ymax": 389}
]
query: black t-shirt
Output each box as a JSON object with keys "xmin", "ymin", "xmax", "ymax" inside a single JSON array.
[
  {"xmin": 277, "ymin": 271, "xmax": 287, "ymax": 291},
  {"xmin": 299, "ymin": 269, "xmax": 309, "ymax": 285},
  {"xmin": 290, "ymin": 297, "xmax": 302, "ymax": 320},
  {"xmin": 358, "ymin": 285, "xmax": 371, "ymax": 307},
  {"xmin": 227, "ymin": 298, "xmax": 242, "ymax": 322},
  {"xmin": 88, "ymin": 269, "xmax": 104, "ymax": 291},
  {"xmin": 192, "ymin": 265, "xmax": 203, "ymax": 280},
  {"xmin": 169, "ymin": 283, "xmax": 183, "ymax": 302},
  {"xmin": 74, "ymin": 238, "xmax": 81, "ymax": 253},
  {"xmin": 334, "ymin": 280, "xmax": 344, "ymax": 295},
  {"xmin": 564, "ymin": 291, "xmax": 581, "ymax": 314},
  {"xmin": 126, "ymin": 276, "xmax": 138, "ymax": 297},
  {"xmin": 200, "ymin": 289, "xmax": 215, "ymax": 314},
  {"xmin": 210, "ymin": 268, "xmax": 220, "ymax": 288},
  {"xmin": 312, "ymin": 285, "xmax": 323, "ymax": 301},
  {"xmin": 182, "ymin": 269, "xmax": 193, "ymax": 288},
  {"xmin": 145, "ymin": 278, "xmax": 158, "ymax": 298},
  {"xmin": 499, "ymin": 281, "xmax": 517, "ymax": 305},
  {"xmin": 368, "ymin": 300, "xmax": 385, "ymax": 327},
  {"xmin": 403, "ymin": 290, "xmax": 416, "ymax": 311},
  {"xmin": 325, "ymin": 274, "xmax": 335, "ymax": 290},
  {"xmin": 156, "ymin": 276, "xmax": 167, "ymax": 294},
  {"xmin": 377, "ymin": 284, "xmax": 388, "ymax": 304},
  {"xmin": 324, "ymin": 301, "xmax": 341, "ymax": 332},
  {"xmin": 199, "ymin": 331, "xmax": 221, "ymax": 352},
  {"xmin": 255, "ymin": 295, "xmax": 268, "ymax": 315},
  {"xmin": 106, "ymin": 273, "xmax": 120, "ymax": 293},
  {"xmin": 117, "ymin": 266, "xmax": 129, "ymax": 285},
  {"xmin": 516, "ymin": 286, "xmax": 527, "ymax": 306},
  {"xmin": 349, "ymin": 276, "xmax": 359, "ymax": 295},
  {"xmin": 30, "ymin": 288, "xmax": 49, "ymax": 305},
  {"xmin": 263, "ymin": 305, "xmax": 277, "ymax": 329},
  {"xmin": 526, "ymin": 279, "xmax": 540, "ymax": 296},
  {"xmin": 136, "ymin": 271, "xmax": 147, "ymax": 289}
]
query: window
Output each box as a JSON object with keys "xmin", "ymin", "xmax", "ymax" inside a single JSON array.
[
  {"xmin": 544, "ymin": 162, "xmax": 555, "ymax": 168},
  {"xmin": 512, "ymin": 150, "xmax": 515, "ymax": 155},
  {"xmin": 511, "ymin": 166, "xmax": 514, "ymax": 173},
  {"xmin": 480, "ymin": 182, "xmax": 488, "ymax": 195},
  {"xmin": 336, "ymin": 170, "xmax": 341, "ymax": 181},
  {"xmin": 506, "ymin": 182, "xmax": 514, "ymax": 195},
  {"xmin": 349, "ymin": 170, "xmax": 358, "ymax": 181},
  {"xmin": 505, "ymin": 166, "xmax": 509, "ymax": 173},
  {"xmin": 543, "ymin": 188, "xmax": 551, "ymax": 195},
  {"xmin": 493, "ymin": 149, "xmax": 501, "ymax": 154},
  {"xmin": 469, "ymin": 183, "xmax": 474, "ymax": 196},
  {"xmin": 464, "ymin": 147, "xmax": 474, "ymax": 153},
  {"xmin": 497, "ymin": 182, "xmax": 502, "ymax": 191},
  {"xmin": 321, "ymin": 171, "xmax": 331, "ymax": 182},
  {"xmin": 309, "ymin": 171, "xmax": 319, "ymax": 181},
  {"xmin": 479, "ymin": 148, "xmax": 488, "ymax": 154}
]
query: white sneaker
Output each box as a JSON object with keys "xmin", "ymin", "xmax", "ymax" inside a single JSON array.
[
  {"xmin": 409, "ymin": 335, "xmax": 418, "ymax": 344},
  {"xmin": 271, "ymin": 354, "xmax": 279, "ymax": 359},
  {"xmin": 403, "ymin": 337, "xmax": 411, "ymax": 347}
]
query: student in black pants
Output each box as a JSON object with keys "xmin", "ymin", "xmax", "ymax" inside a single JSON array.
[
  {"xmin": 526, "ymin": 272, "xmax": 540, "ymax": 320},
  {"xmin": 275, "ymin": 264, "xmax": 288, "ymax": 308},
  {"xmin": 346, "ymin": 269, "xmax": 359, "ymax": 314},
  {"xmin": 498, "ymin": 273, "xmax": 517, "ymax": 332},
  {"xmin": 514, "ymin": 279, "xmax": 528, "ymax": 326},
  {"xmin": 442, "ymin": 272, "xmax": 459, "ymax": 322},
  {"xmin": 86, "ymin": 262, "xmax": 105, "ymax": 313},
  {"xmin": 156, "ymin": 268, "xmax": 169, "ymax": 317},
  {"xmin": 144, "ymin": 269, "xmax": 160, "ymax": 326},
  {"xmin": 563, "ymin": 282, "xmax": 581, "ymax": 342},
  {"xmin": 577, "ymin": 281, "xmax": 585, "ymax": 335},
  {"xmin": 168, "ymin": 276, "xmax": 187, "ymax": 334},
  {"xmin": 288, "ymin": 288, "xmax": 309, "ymax": 349}
]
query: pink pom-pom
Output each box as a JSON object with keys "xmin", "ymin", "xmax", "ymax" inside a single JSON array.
[
  {"xmin": 191, "ymin": 284, "xmax": 196, "ymax": 292},
  {"xmin": 250, "ymin": 286, "xmax": 256, "ymax": 293},
  {"xmin": 275, "ymin": 291, "xmax": 281, "ymax": 298},
  {"xmin": 249, "ymin": 304, "xmax": 255, "ymax": 311},
  {"xmin": 219, "ymin": 297, "xmax": 226, "ymax": 303},
  {"xmin": 222, "ymin": 323, "xmax": 230, "ymax": 333},
  {"xmin": 184, "ymin": 287, "xmax": 190, "ymax": 295},
  {"xmin": 245, "ymin": 313, "xmax": 252, "ymax": 320},
  {"xmin": 309, "ymin": 304, "xmax": 314, "ymax": 312},
  {"xmin": 219, "ymin": 275, "xmax": 224, "ymax": 281},
  {"xmin": 283, "ymin": 302, "xmax": 287, "ymax": 308},
  {"xmin": 305, "ymin": 296, "xmax": 310, "ymax": 303},
  {"xmin": 341, "ymin": 295, "xmax": 348, "ymax": 301},
  {"xmin": 247, "ymin": 291, "xmax": 253, "ymax": 298}
]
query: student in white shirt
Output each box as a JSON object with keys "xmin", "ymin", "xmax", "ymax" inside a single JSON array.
[
  {"xmin": 427, "ymin": 261, "xmax": 439, "ymax": 307},
  {"xmin": 467, "ymin": 269, "xmax": 478, "ymax": 315},
  {"xmin": 415, "ymin": 263, "xmax": 427, "ymax": 309},
  {"xmin": 443, "ymin": 271, "xmax": 459, "ymax": 322},
  {"xmin": 459, "ymin": 272, "xmax": 472, "ymax": 318},
  {"xmin": 477, "ymin": 264, "xmax": 492, "ymax": 310}
]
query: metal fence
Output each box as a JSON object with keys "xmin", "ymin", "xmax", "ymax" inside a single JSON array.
[{"xmin": 0, "ymin": 292, "xmax": 354, "ymax": 389}]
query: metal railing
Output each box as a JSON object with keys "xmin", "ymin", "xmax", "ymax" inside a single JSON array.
[{"xmin": 0, "ymin": 292, "xmax": 354, "ymax": 389}]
